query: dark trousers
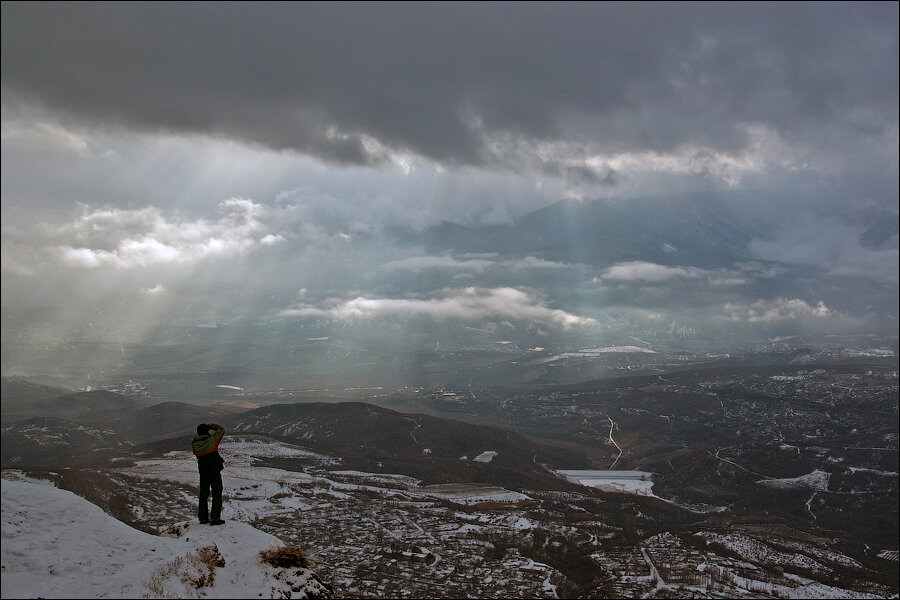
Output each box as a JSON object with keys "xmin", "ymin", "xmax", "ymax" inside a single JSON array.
[{"xmin": 198, "ymin": 469, "xmax": 223, "ymax": 521}]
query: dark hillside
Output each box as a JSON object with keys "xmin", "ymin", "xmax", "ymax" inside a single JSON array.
[
  {"xmin": 1, "ymin": 417, "xmax": 130, "ymax": 468},
  {"xmin": 88, "ymin": 401, "xmax": 233, "ymax": 444},
  {"xmin": 227, "ymin": 401, "xmax": 587, "ymax": 488}
]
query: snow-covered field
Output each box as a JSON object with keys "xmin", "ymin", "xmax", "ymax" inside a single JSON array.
[
  {"xmin": 841, "ymin": 348, "xmax": 895, "ymax": 357},
  {"xmin": 0, "ymin": 434, "xmax": 545, "ymax": 599},
  {"xmin": 122, "ymin": 437, "xmax": 353, "ymax": 523},
  {"xmin": 556, "ymin": 470, "xmax": 655, "ymax": 495},
  {"xmin": 582, "ymin": 478, "xmax": 654, "ymax": 495},
  {"xmin": 0, "ymin": 474, "xmax": 330, "ymax": 599},
  {"xmin": 123, "ymin": 437, "xmax": 533, "ymax": 514},
  {"xmin": 531, "ymin": 346, "xmax": 657, "ymax": 364},
  {"xmin": 3, "ymin": 432, "xmax": 892, "ymax": 600},
  {"xmin": 412, "ymin": 483, "xmax": 532, "ymax": 505}
]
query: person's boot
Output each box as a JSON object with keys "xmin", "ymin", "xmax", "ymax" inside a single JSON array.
[{"xmin": 209, "ymin": 519, "xmax": 225, "ymax": 526}]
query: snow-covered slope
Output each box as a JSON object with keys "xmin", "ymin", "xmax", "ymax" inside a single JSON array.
[{"xmin": 1, "ymin": 475, "xmax": 332, "ymax": 599}]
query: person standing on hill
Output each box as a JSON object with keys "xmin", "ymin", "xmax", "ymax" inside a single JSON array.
[{"xmin": 191, "ymin": 423, "xmax": 225, "ymax": 525}]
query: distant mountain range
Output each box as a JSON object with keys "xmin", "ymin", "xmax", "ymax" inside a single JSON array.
[{"xmin": 410, "ymin": 193, "xmax": 782, "ymax": 269}]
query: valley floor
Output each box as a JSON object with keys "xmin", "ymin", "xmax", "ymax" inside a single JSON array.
[{"xmin": 6, "ymin": 434, "xmax": 894, "ymax": 599}]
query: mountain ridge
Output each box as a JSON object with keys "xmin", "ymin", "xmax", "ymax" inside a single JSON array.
[{"xmin": 414, "ymin": 193, "xmax": 786, "ymax": 269}]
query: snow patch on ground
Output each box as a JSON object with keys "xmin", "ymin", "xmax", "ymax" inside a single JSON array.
[
  {"xmin": 124, "ymin": 443, "xmax": 340, "ymax": 522},
  {"xmin": 842, "ymin": 348, "xmax": 895, "ymax": 357},
  {"xmin": 119, "ymin": 438, "xmax": 531, "ymax": 521},
  {"xmin": 326, "ymin": 470, "xmax": 421, "ymax": 489},
  {"xmin": 757, "ymin": 469, "xmax": 830, "ymax": 491},
  {"xmin": 697, "ymin": 531, "xmax": 834, "ymax": 576},
  {"xmin": 847, "ymin": 466, "xmax": 899, "ymax": 477},
  {"xmin": 473, "ymin": 450, "xmax": 498, "ymax": 463},
  {"xmin": 578, "ymin": 478, "xmax": 654, "ymax": 495}
]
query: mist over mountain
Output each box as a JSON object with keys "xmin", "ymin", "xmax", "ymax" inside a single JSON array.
[{"xmin": 4, "ymin": 193, "xmax": 896, "ymax": 392}]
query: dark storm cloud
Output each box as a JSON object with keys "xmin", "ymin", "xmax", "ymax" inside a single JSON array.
[
  {"xmin": 2, "ymin": 1, "xmax": 898, "ymax": 356},
  {"xmin": 3, "ymin": 2, "xmax": 896, "ymax": 167}
]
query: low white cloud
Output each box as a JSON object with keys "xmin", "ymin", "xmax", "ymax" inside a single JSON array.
[
  {"xmin": 381, "ymin": 255, "xmax": 496, "ymax": 272},
  {"xmin": 142, "ymin": 283, "xmax": 166, "ymax": 295},
  {"xmin": 708, "ymin": 262, "xmax": 787, "ymax": 286},
  {"xmin": 260, "ymin": 234, "xmax": 286, "ymax": 246},
  {"xmin": 511, "ymin": 256, "xmax": 570, "ymax": 269},
  {"xmin": 381, "ymin": 254, "xmax": 572, "ymax": 273},
  {"xmin": 603, "ymin": 261, "xmax": 706, "ymax": 282},
  {"xmin": 722, "ymin": 298, "xmax": 833, "ymax": 323},
  {"xmin": 280, "ymin": 286, "xmax": 595, "ymax": 329},
  {"xmin": 58, "ymin": 238, "xmax": 180, "ymax": 268},
  {"xmin": 602, "ymin": 260, "xmax": 786, "ymax": 286},
  {"xmin": 708, "ymin": 276, "xmax": 750, "ymax": 286},
  {"xmin": 47, "ymin": 199, "xmax": 283, "ymax": 270}
]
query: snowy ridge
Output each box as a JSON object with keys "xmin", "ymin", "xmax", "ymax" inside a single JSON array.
[{"xmin": 1, "ymin": 475, "xmax": 332, "ymax": 599}]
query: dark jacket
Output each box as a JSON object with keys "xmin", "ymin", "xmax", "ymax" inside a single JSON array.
[{"xmin": 191, "ymin": 423, "xmax": 225, "ymax": 473}]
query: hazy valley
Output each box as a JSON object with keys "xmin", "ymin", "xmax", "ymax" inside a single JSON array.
[{"xmin": 2, "ymin": 338, "xmax": 897, "ymax": 598}]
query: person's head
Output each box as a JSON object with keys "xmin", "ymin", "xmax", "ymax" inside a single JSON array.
[{"xmin": 197, "ymin": 423, "xmax": 208, "ymax": 437}]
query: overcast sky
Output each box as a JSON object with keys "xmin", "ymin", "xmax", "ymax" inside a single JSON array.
[{"xmin": 1, "ymin": 2, "xmax": 897, "ymax": 349}]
